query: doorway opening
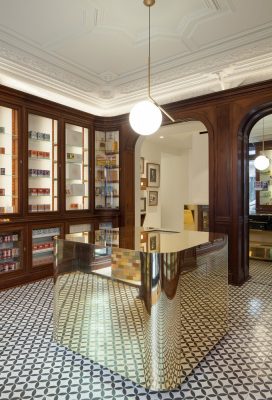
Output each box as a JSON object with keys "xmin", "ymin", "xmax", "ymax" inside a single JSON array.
[
  {"xmin": 248, "ymin": 114, "xmax": 272, "ymax": 283},
  {"xmin": 135, "ymin": 120, "xmax": 209, "ymax": 232}
]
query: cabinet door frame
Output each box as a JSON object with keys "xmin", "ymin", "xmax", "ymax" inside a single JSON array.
[
  {"xmin": 28, "ymin": 221, "xmax": 64, "ymax": 272},
  {"xmin": 64, "ymin": 118, "xmax": 92, "ymax": 214},
  {"xmin": 25, "ymin": 108, "xmax": 62, "ymax": 216},
  {"xmin": 93, "ymin": 125, "xmax": 121, "ymax": 213},
  {"xmin": 0, "ymin": 224, "xmax": 27, "ymax": 285},
  {"xmin": 0, "ymin": 101, "xmax": 23, "ymax": 217},
  {"xmin": 65, "ymin": 218, "xmax": 95, "ymax": 235}
]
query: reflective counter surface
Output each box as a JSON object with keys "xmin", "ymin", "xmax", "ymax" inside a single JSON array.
[{"xmin": 54, "ymin": 227, "xmax": 228, "ymax": 390}]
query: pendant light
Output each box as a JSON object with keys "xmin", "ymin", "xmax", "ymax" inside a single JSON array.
[
  {"xmin": 129, "ymin": 0, "xmax": 174, "ymax": 136},
  {"xmin": 254, "ymin": 117, "xmax": 270, "ymax": 171}
]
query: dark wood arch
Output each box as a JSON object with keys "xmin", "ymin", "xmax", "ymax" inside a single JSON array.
[
  {"xmin": 117, "ymin": 79, "xmax": 272, "ymax": 284},
  {"xmin": 2, "ymin": 79, "xmax": 272, "ymax": 286},
  {"xmin": 239, "ymin": 102, "xmax": 272, "ymax": 283}
]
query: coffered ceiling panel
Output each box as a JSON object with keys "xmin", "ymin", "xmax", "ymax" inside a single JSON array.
[{"xmin": 0, "ymin": 0, "xmax": 271, "ymax": 115}]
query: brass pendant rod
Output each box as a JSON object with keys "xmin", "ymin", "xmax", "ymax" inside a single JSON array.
[
  {"xmin": 263, "ymin": 117, "xmax": 265, "ymax": 154},
  {"xmin": 149, "ymin": 96, "xmax": 175, "ymax": 122},
  {"xmin": 148, "ymin": 5, "xmax": 151, "ymax": 98},
  {"xmin": 146, "ymin": 1, "xmax": 175, "ymax": 122}
]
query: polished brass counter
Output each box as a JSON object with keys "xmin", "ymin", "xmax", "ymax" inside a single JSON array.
[{"xmin": 53, "ymin": 228, "xmax": 228, "ymax": 390}]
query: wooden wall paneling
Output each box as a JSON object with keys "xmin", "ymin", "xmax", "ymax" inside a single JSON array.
[
  {"xmin": 2, "ymin": 80, "xmax": 272, "ymax": 287},
  {"xmin": 119, "ymin": 121, "xmax": 138, "ymax": 227}
]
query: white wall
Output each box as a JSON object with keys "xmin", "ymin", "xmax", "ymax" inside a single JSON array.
[
  {"xmin": 135, "ymin": 124, "xmax": 209, "ymax": 231},
  {"xmin": 141, "ymin": 142, "xmax": 162, "ymax": 228},
  {"xmin": 161, "ymin": 152, "xmax": 188, "ymax": 231}
]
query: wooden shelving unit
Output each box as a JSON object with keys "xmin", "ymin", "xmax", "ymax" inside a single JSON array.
[
  {"xmin": 95, "ymin": 130, "xmax": 120, "ymax": 210},
  {"xmin": 65, "ymin": 123, "xmax": 89, "ymax": 211}
]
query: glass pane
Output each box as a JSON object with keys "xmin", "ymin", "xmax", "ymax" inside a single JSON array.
[
  {"xmin": 65, "ymin": 124, "xmax": 89, "ymax": 210},
  {"xmin": 32, "ymin": 226, "xmax": 60, "ymax": 267},
  {"xmin": 249, "ymin": 159, "xmax": 256, "ymax": 213},
  {"xmin": 95, "ymin": 130, "xmax": 119, "ymax": 209},
  {"xmin": 257, "ymin": 149, "xmax": 272, "ymax": 207},
  {"xmin": 0, "ymin": 106, "xmax": 19, "ymax": 214},
  {"xmin": 28, "ymin": 114, "xmax": 58, "ymax": 212},
  {"xmin": 0, "ymin": 230, "xmax": 22, "ymax": 274},
  {"xmin": 69, "ymin": 223, "xmax": 92, "ymax": 233}
]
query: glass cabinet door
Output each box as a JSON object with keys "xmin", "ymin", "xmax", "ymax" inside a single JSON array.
[
  {"xmin": 28, "ymin": 114, "xmax": 58, "ymax": 213},
  {"xmin": 95, "ymin": 130, "xmax": 119, "ymax": 209},
  {"xmin": 0, "ymin": 228, "xmax": 23, "ymax": 275},
  {"xmin": 32, "ymin": 225, "xmax": 61, "ymax": 268},
  {"xmin": 0, "ymin": 106, "xmax": 19, "ymax": 214},
  {"xmin": 65, "ymin": 123, "xmax": 89, "ymax": 211}
]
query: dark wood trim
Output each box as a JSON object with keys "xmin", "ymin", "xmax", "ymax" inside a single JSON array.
[{"xmin": 1, "ymin": 79, "xmax": 272, "ymax": 286}]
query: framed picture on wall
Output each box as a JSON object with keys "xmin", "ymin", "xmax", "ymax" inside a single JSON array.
[
  {"xmin": 148, "ymin": 232, "xmax": 160, "ymax": 252},
  {"xmin": 149, "ymin": 191, "xmax": 158, "ymax": 206},
  {"xmin": 140, "ymin": 157, "xmax": 145, "ymax": 175},
  {"xmin": 147, "ymin": 163, "xmax": 160, "ymax": 187},
  {"xmin": 140, "ymin": 197, "xmax": 146, "ymax": 212}
]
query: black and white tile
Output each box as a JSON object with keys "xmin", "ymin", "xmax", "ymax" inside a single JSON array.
[{"xmin": 1, "ymin": 260, "xmax": 272, "ymax": 399}]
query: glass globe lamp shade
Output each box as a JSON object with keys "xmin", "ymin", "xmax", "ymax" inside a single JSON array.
[
  {"xmin": 129, "ymin": 100, "xmax": 162, "ymax": 136},
  {"xmin": 254, "ymin": 154, "xmax": 270, "ymax": 171}
]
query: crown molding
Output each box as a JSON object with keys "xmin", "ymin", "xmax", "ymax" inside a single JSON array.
[{"xmin": 0, "ymin": 42, "xmax": 272, "ymax": 116}]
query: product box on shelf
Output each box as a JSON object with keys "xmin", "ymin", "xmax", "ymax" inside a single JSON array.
[
  {"xmin": 67, "ymin": 184, "xmax": 85, "ymax": 196},
  {"xmin": 66, "ymin": 130, "xmax": 83, "ymax": 147},
  {"xmin": 0, "ymin": 168, "xmax": 5, "ymax": 175},
  {"xmin": 0, "ymin": 147, "xmax": 5, "ymax": 154},
  {"xmin": 66, "ymin": 153, "xmax": 83, "ymax": 163},
  {"xmin": 66, "ymin": 163, "xmax": 81, "ymax": 180},
  {"xmin": 107, "ymin": 170, "xmax": 118, "ymax": 182},
  {"xmin": 28, "ymin": 131, "xmax": 50, "ymax": 141},
  {"xmin": 0, "ymin": 127, "xmax": 5, "ymax": 133},
  {"xmin": 0, "ymin": 188, "xmax": 5, "ymax": 196},
  {"xmin": 70, "ymin": 203, "xmax": 79, "ymax": 209},
  {"xmin": 29, "ymin": 130, "xmax": 38, "ymax": 140},
  {"xmin": 96, "ymin": 155, "xmax": 107, "ymax": 166},
  {"xmin": 0, "ymin": 261, "xmax": 19, "ymax": 273}
]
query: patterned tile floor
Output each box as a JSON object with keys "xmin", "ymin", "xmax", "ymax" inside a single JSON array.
[{"xmin": 1, "ymin": 261, "xmax": 272, "ymax": 399}]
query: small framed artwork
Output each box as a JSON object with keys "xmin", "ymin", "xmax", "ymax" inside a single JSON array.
[
  {"xmin": 140, "ymin": 157, "xmax": 145, "ymax": 175},
  {"xmin": 149, "ymin": 191, "xmax": 158, "ymax": 206},
  {"xmin": 140, "ymin": 197, "xmax": 146, "ymax": 212},
  {"xmin": 148, "ymin": 232, "xmax": 160, "ymax": 252},
  {"xmin": 147, "ymin": 163, "xmax": 160, "ymax": 187}
]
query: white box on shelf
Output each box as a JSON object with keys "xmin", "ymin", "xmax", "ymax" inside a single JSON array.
[
  {"xmin": 66, "ymin": 130, "xmax": 83, "ymax": 147},
  {"xmin": 70, "ymin": 184, "xmax": 85, "ymax": 196},
  {"xmin": 66, "ymin": 153, "xmax": 83, "ymax": 163},
  {"xmin": 66, "ymin": 164, "xmax": 81, "ymax": 180}
]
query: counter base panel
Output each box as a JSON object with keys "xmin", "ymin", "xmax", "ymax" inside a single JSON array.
[{"xmin": 54, "ymin": 237, "xmax": 228, "ymax": 391}]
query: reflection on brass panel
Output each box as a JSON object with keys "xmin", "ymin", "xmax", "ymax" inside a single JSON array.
[{"xmin": 54, "ymin": 228, "xmax": 228, "ymax": 391}]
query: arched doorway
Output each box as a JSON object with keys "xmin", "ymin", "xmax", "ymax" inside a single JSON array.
[
  {"xmin": 134, "ymin": 120, "xmax": 209, "ymax": 231},
  {"xmin": 241, "ymin": 104, "xmax": 272, "ymax": 282}
]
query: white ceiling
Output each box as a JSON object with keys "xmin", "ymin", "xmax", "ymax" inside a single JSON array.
[
  {"xmin": 144, "ymin": 121, "xmax": 206, "ymax": 151},
  {"xmin": 0, "ymin": 0, "xmax": 272, "ymax": 116}
]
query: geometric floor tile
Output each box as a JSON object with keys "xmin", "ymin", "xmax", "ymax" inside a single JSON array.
[{"xmin": 1, "ymin": 260, "xmax": 272, "ymax": 399}]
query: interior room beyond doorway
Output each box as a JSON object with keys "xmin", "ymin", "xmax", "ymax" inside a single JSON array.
[{"xmin": 135, "ymin": 120, "xmax": 209, "ymax": 232}]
